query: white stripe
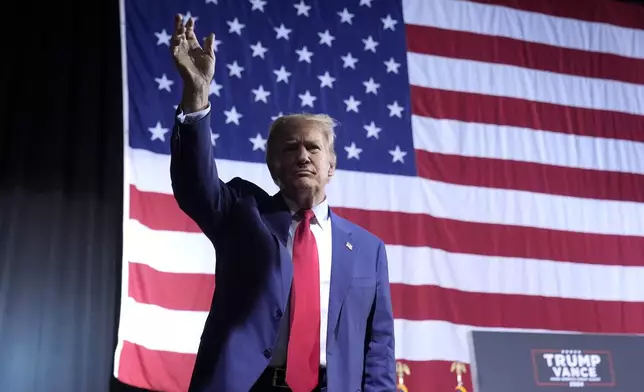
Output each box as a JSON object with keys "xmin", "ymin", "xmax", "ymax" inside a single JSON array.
[
  {"xmin": 130, "ymin": 220, "xmax": 644, "ymax": 303},
  {"xmin": 126, "ymin": 219, "xmax": 216, "ymax": 274},
  {"xmin": 118, "ymin": 299, "xmax": 582, "ymax": 362},
  {"xmin": 386, "ymin": 246, "xmax": 644, "ymax": 303},
  {"xmin": 411, "ymin": 115, "xmax": 644, "ymax": 175},
  {"xmin": 119, "ymin": 298, "xmax": 207, "ymax": 354},
  {"xmin": 407, "ymin": 52, "xmax": 644, "ymax": 116},
  {"xmin": 129, "ymin": 147, "xmax": 644, "ymax": 236},
  {"xmin": 394, "ymin": 319, "xmax": 583, "ymax": 363},
  {"xmin": 402, "ymin": 0, "xmax": 644, "ymax": 60}
]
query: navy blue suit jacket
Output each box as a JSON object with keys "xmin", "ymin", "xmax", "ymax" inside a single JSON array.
[{"xmin": 169, "ymin": 110, "xmax": 396, "ymax": 392}]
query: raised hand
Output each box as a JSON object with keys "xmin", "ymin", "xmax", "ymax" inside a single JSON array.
[{"xmin": 171, "ymin": 14, "xmax": 215, "ymax": 113}]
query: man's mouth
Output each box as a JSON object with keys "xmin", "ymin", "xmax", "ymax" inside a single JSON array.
[{"xmin": 294, "ymin": 169, "xmax": 314, "ymax": 176}]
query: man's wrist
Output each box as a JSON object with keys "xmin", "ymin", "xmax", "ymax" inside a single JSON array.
[{"xmin": 181, "ymin": 84, "xmax": 210, "ymax": 114}]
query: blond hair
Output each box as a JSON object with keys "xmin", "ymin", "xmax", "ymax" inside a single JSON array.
[{"xmin": 265, "ymin": 113, "xmax": 338, "ymax": 185}]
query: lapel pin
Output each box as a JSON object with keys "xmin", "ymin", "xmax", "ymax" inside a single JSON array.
[{"xmin": 346, "ymin": 242, "xmax": 353, "ymax": 250}]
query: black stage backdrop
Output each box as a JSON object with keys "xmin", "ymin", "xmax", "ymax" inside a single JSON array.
[
  {"xmin": 0, "ymin": 0, "xmax": 643, "ymax": 392},
  {"xmin": 0, "ymin": 0, "xmax": 142, "ymax": 391}
]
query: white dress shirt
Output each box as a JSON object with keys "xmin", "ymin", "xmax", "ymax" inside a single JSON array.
[
  {"xmin": 272, "ymin": 196, "xmax": 333, "ymax": 368},
  {"xmin": 176, "ymin": 105, "xmax": 333, "ymax": 367}
]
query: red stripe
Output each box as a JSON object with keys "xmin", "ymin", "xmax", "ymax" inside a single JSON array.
[
  {"xmin": 410, "ymin": 86, "xmax": 644, "ymax": 143},
  {"xmin": 416, "ymin": 150, "xmax": 644, "ymax": 203},
  {"xmin": 335, "ymin": 207, "xmax": 644, "ymax": 267},
  {"xmin": 131, "ymin": 186, "xmax": 644, "ymax": 266},
  {"xmin": 130, "ymin": 185, "xmax": 199, "ymax": 232},
  {"xmin": 117, "ymin": 342, "xmax": 472, "ymax": 392},
  {"xmin": 117, "ymin": 340, "xmax": 195, "ymax": 392},
  {"xmin": 128, "ymin": 262, "xmax": 215, "ymax": 311},
  {"xmin": 467, "ymin": 0, "xmax": 644, "ymax": 30},
  {"xmin": 391, "ymin": 284, "xmax": 644, "ymax": 334},
  {"xmin": 125, "ymin": 263, "xmax": 644, "ymax": 333},
  {"xmin": 404, "ymin": 360, "xmax": 473, "ymax": 392},
  {"xmin": 406, "ymin": 24, "xmax": 644, "ymax": 85}
]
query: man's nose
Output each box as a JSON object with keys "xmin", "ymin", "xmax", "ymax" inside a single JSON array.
[{"xmin": 296, "ymin": 146, "xmax": 309, "ymax": 162}]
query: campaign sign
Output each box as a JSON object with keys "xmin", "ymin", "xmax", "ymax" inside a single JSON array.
[{"xmin": 468, "ymin": 330, "xmax": 644, "ymax": 391}]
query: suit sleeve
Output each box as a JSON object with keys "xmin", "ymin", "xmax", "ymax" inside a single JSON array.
[
  {"xmin": 363, "ymin": 240, "xmax": 397, "ymax": 391},
  {"xmin": 170, "ymin": 103, "xmax": 237, "ymax": 237}
]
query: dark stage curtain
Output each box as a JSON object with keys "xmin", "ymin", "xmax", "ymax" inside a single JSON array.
[
  {"xmin": 0, "ymin": 0, "xmax": 145, "ymax": 390},
  {"xmin": 0, "ymin": 0, "xmax": 642, "ymax": 392}
]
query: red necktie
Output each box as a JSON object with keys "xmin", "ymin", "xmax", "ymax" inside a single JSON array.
[{"xmin": 286, "ymin": 209, "xmax": 321, "ymax": 392}]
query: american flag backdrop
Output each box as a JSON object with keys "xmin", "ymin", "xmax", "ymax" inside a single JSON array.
[{"xmin": 115, "ymin": 0, "xmax": 644, "ymax": 391}]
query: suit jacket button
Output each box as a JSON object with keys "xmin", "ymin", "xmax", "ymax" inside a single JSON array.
[
  {"xmin": 263, "ymin": 349, "xmax": 272, "ymax": 358},
  {"xmin": 275, "ymin": 309, "xmax": 283, "ymax": 318}
]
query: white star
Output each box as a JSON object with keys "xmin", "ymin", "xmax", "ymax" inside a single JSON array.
[
  {"xmin": 337, "ymin": 8, "xmax": 354, "ymax": 24},
  {"xmin": 155, "ymin": 29, "xmax": 171, "ymax": 46},
  {"xmin": 363, "ymin": 78, "xmax": 380, "ymax": 94},
  {"xmin": 154, "ymin": 74, "xmax": 174, "ymax": 92},
  {"xmin": 294, "ymin": 0, "xmax": 311, "ymax": 16},
  {"xmin": 249, "ymin": 0, "xmax": 266, "ymax": 11},
  {"xmin": 273, "ymin": 66, "xmax": 292, "ymax": 83},
  {"xmin": 205, "ymin": 0, "xmax": 217, "ymax": 4},
  {"xmin": 363, "ymin": 36, "xmax": 378, "ymax": 52},
  {"xmin": 271, "ymin": 112, "xmax": 284, "ymax": 121},
  {"xmin": 274, "ymin": 24, "xmax": 292, "ymax": 40},
  {"xmin": 344, "ymin": 142, "xmax": 362, "ymax": 160},
  {"xmin": 251, "ymin": 85, "xmax": 271, "ymax": 103},
  {"xmin": 389, "ymin": 146, "xmax": 407, "ymax": 163},
  {"xmin": 148, "ymin": 122, "xmax": 169, "ymax": 141},
  {"xmin": 250, "ymin": 41, "xmax": 268, "ymax": 58},
  {"xmin": 226, "ymin": 61, "xmax": 244, "ymax": 78},
  {"xmin": 209, "ymin": 80, "xmax": 223, "ymax": 96},
  {"xmin": 384, "ymin": 57, "xmax": 400, "ymax": 74},
  {"xmin": 298, "ymin": 90, "xmax": 317, "ymax": 107},
  {"xmin": 318, "ymin": 30, "xmax": 335, "ymax": 47},
  {"xmin": 359, "ymin": 0, "xmax": 373, "ymax": 6},
  {"xmin": 364, "ymin": 121, "xmax": 381, "ymax": 139},
  {"xmin": 387, "ymin": 101, "xmax": 404, "ymax": 118},
  {"xmin": 318, "ymin": 71, "xmax": 336, "ymax": 88},
  {"xmin": 227, "ymin": 18, "xmax": 245, "ymax": 35},
  {"xmin": 224, "ymin": 106, "xmax": 243, "ymax": 125},
  {"xmin": 249, "ymin": 133, "xmax": 268, "ymax": 151},
  {"xmin": 180, "ymin": 11, "xmax": 198, "ymax": 23},
  {"xmin": 341, "ymin": 53, "xmax": 358, "ymax": 69},
  {"xmin": 210, "ymin": 130, "xmax": 220, "ymax": 146},
  {"xmin": 295, "ymin": 46, "xmax": 314, "ymax": 63},
  {"xmin": 381, "ymin": 14, "xmax": 398, "ymax": 30},
  {"xmin": 344, "ymin": 96, "xmax": 361, "ymax": 112}
]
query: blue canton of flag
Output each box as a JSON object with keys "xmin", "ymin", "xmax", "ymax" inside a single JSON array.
[{"xmin": 126, "ymin": 0, "xmax": 416, "ymax": 177}]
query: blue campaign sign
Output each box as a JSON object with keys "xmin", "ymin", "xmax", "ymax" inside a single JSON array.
[{"xmin": 468, "ymin": 330, "xmax": 644, "ymax": 391}]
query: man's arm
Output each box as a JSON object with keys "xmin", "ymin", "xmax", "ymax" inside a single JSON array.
[
  {"xmin": 363, "ymin": 240, "xmax": 397, "ymax": 391},
  {"xmin": 169, "ymin": 15, "xmax": 237, "ymax": 236},
  {"xmin": 170, "ymin": 100, "xmax": 237, "ymax": 236}
]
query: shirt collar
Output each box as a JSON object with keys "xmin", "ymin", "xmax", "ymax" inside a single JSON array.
[{"xmin": 282, "ymin": 194, "xmax": 330, "ymax": 228}]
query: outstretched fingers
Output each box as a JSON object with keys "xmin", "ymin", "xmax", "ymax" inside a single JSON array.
[
  {"xmin": 171, "ymin": 13, "xmax": 186, "ymax": 53},
  {"xmin": 184, "ymin": 17, "xmax": 201, "ymax": 51},
  {"xmin": 203, "ymin": 33, "xmax": 216, "ymax": 58},
  {"xmin": 173, "ymin": 13, "xmax": 184, "ymax": 32}
]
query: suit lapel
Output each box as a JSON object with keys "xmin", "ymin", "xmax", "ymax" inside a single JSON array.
[
  {"xmin": 327, "ymin": 212, "xmax": 354, "ymax": 339},
  {"xmin": 261, "ymin": 192, "xmax": 291, "ymax": 244},
  {"xmin": 261, "ymin": 192, "xmax": 293, "ymax": 306}
]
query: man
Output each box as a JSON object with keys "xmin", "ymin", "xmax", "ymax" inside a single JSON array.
[{"xmin": 169, "ymin": 14, "xmax": 396, "ymax": 392}]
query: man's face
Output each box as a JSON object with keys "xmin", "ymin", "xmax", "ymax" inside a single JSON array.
[{"xmin": 273, "ymin": 120, "xmax": 335, "ymax": 197}]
